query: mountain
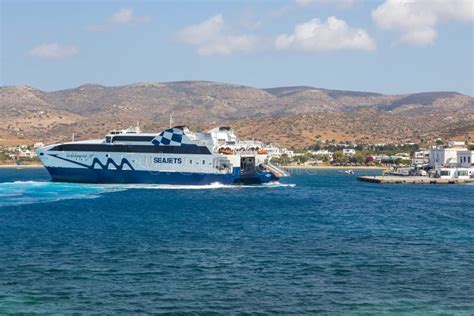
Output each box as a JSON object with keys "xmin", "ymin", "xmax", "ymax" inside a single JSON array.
[{"xmin": 1, "ymin": 81, "xmax": 473, "ymax": 147}]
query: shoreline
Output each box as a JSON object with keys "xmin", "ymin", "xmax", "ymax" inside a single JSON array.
[
  {"xmin": 0, "ymin": 164, "xmax": 387, "ymax": 170},
  {"xmin": 281, "ymin": 165, "xmax": 387, "ymax": 170},
  {"xmin": 0, "ymin": 164, "xmax": 44, "ymax": 168}
]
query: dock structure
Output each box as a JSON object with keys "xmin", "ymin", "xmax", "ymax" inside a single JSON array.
[{"xmin": 357, "ymin": 176, "xmax": 474, "ymax": 184}]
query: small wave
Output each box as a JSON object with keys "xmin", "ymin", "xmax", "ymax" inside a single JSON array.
[
  {"xmin": 0, "ymin": 181, "xmax": 295, "ymax": 207},
  {"xmin": 0, "ymin": 181, "xmax": 123, "ymax": 207}
]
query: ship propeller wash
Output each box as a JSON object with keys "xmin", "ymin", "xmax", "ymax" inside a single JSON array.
[{"xmin": 37, "ymin": 126, "xmax": 287, "ymax": 185}]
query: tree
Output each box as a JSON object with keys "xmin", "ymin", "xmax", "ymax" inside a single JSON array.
[
  {"xmin": 294, "ymin": 155, "xmax": 308, "ymax": 164},
  {"xmin": 333, "ymin": 151, "xmax": 349, "ymax": 164},
  {"xmin": 352, "ymin": 151, "xmax": 368, "ymax": 164}
]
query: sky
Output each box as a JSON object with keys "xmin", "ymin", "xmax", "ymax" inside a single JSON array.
[{"xmin": 1, "ymin": 0, "xmax": 473, "ymax": 95}]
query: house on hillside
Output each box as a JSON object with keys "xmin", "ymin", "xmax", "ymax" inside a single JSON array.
[{"xmin": 342, "ymin": 149, "xmax": 356, "ymax": 156}]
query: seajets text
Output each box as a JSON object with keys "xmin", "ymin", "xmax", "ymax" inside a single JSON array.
[{"xmin": 153, "ymin": 157, "xmax": 182, "ymax": 164}]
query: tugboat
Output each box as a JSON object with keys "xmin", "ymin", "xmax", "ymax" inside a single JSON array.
[{"xmin": 36, "ymin": 126, "xmax": 286, "ymax": 185}]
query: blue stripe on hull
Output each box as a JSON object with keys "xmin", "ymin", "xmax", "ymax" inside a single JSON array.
[{"xmin": 45, "ymin": 167, "xmax": 278, "ymax": 185}]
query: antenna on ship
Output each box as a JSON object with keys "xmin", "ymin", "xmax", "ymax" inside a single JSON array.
[
  {"xmin": 169, "ymin": 113, "xmax": 174, "ymax": 128},
  {"xmin": 72, "ymin": 133, "xmax": 75, "ymax": 142}
]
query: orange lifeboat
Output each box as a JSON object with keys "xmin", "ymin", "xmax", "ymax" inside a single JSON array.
[
  {"xmin": 257, "ymin": 149, "xmax": 268, "ymax": 155},
  {"xmin": 219, "ymin": 148, "xmax": 234, "ymax": 155}
]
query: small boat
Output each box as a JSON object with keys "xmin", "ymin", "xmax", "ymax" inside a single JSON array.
[
  {"xmin": 14, "ymin": 159, "xmax": 24, "ymax": 170},
  {"xmin": 339, "ymin": 169, "xmax": 354, "ymax": 175}
]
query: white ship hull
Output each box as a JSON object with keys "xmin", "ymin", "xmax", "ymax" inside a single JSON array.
[{"xmin": 37, "ymin": 126, "xmax": 280, "ymax": 185}]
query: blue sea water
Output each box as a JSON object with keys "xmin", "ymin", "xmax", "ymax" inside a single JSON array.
[{"xmin": 0, "ymin": 167, "xmax": 473, "ymax": 314}]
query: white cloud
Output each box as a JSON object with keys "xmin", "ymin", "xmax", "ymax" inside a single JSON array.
[
  {"xmin": 111, "ymin": 7, "xmax": 151, "ymax": 25},
  {"xmin": 176, "ymin": 14, "xmax": 259, "ymax": 56},
  {"xmin": 275, "ymin": 16, "xmax": 376, "ymax": 52},
  {"xmin": 29, "ymin": 43, "xmax": 79, "ymax": 59},
  {"xmin": 372, "ymin": 0, "xmax": 474, "ymax": 46},
  {"xmin": 296, "ymin": 0, "xmax": 355, "ymax": 8},
  {"xmin": 88, "ymin": 7, "xmax": 151, "ymax": 32},
  {"xmin": 178, "ymin": 14, "xmax": 224, "ymax": 45}
]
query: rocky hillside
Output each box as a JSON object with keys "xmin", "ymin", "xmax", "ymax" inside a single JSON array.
[{"xmin": 1, "ymin": 81, "xmax": 473, "ymax": 147}]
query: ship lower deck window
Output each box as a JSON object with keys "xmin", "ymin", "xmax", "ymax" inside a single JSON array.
[{"xmin": 202, "ymin": 160, "xmax": 205, "ymax": 164}]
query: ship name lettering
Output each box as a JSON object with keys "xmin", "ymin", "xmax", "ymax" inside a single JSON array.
[{"xmin": 153, "ymin": 157, "xmax": 182, "ymax": 164}]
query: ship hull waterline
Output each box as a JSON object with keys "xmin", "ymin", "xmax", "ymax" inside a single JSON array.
[{"xmin": 45, "ymin": 167, "xmax": 279, "ymax": 185}]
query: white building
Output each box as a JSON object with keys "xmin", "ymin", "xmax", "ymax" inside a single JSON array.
[
  {"xmin": 18, "ymin": 149, "xmax": 36, "ymax": 158},
  {"xmin": 448, "ymin": 141, "xmax": 466, "ymax": 148},
  {"xmin": 457, "ymin": 150, "xmax": 474, "ymax": 168},
  {"xmin": 437, "ymin": 167, "xmax": 473, "ymax": 180},
  {"xmin": 33, "ymin": 142, "xmax": 45, "ymax": 149},
  {"xmin": 282, "ymin": 148, "xmax": 295, "ymax": 158},
  {"xmin": 429, "ymin": 146, "xmax": 466, "ymax": 168},
  {"xmin": 308, "ymin": 149, "xmax": 334, "ymax": 160},
  {"xmin": 430, "ymin": 147, "xmax": 473, "ymax": 179},
  {"xmin": 208, "ymin": 127, "xmax": 238, "ymax": 145},
  {"xmin": 342, "ymin": 148, "xmax": 356, "ymax": 156},
  {"xmin": 413, "ymin": 150, "xmax": 430, "ymax": 166},
  {"xmin": 263, "ymin": 145, "xmax": 294, "ymax": 158}
]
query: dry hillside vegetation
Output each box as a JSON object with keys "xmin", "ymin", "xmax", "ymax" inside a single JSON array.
[{"xmin": 1, "ymin": 82, "xmax": 473, "ymax": 148}]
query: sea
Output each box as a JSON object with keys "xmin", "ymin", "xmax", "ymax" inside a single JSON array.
[{"xmin": 0, "ymin": 167, "xmax": 473, "ymax": 314}]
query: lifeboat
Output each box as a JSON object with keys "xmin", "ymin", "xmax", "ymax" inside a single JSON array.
[
  {"xmin": 219, "ymin": 148, "xmax": 234, "ymax": 155},
  {"xmin": 257, "ymin": 149, "xmax": 268, "ymax": 155}
]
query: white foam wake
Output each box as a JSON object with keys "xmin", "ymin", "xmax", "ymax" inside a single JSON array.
[
  {"xmin": 96, "ymin": 181, "xmax": 295, "ymax": 190},
  {"xmin": 0, "ymin": 181, "xmax": 295, "ymax": 207},
  {"xmin": 0, "ymin": 181, "xmax": 123, "ymax": 207}
]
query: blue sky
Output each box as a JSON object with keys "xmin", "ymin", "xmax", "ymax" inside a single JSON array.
[{"xmin": 1, "ymin": 0, "xmax": 473, "ymax": 95}]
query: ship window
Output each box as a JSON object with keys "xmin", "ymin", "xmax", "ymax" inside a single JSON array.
[
  {"xmin": 190, "ymin": 160, "xmax": 192, "ymax": 164},
  {"xmin": 112, "ymin": 135, "xmax": 155, "ymax": 142},
  {"xmin": 202, "ymin": 160, "xmax": 205, "ymax": 164},
  {"xmin": 106, "ymin": 136, "xmax": 111, "ymax": 143},
  {"xmin": 48, "ymin": 144, "xmax": 211, "ymax": 154}
]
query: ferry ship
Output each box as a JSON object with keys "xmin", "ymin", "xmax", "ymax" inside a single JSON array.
[{"xmin": 36, "ymin": 126, "xmax": 286, "ymax": 185}]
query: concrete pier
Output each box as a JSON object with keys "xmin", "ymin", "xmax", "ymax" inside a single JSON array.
[{"xmin": 357, "ymin": 176, "xmax": 474, "ymax": 184}]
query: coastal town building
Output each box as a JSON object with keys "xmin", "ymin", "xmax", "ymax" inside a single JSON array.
[
  {"xmin": 413, "ymin": 150, "xmax": 430, "ymax": 166},
  {"xmin": 429, "ymin": 146, "xmax": 467, "ymax": 169},
  {"xmin": 457, "ymin": 150, "xmax": 473, "ymax": 168},
  {"xmin": 263, "ymin": 144, "xmax": 294, "ymax": 158},
  {"xmin": 427, "ymin": 142, "xmax": 473, "ymax": 179},
  {"xmin": 6, "ymin": 145, "xmax": 37, "ymax": 159},
  {"xmin": 342, "ymin": 148, "xmax": 356, "ymax": 156}
]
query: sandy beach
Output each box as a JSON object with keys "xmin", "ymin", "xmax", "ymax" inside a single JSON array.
[
  {"xmin": 0, "ymin": 164, "xmax": 388, "ymax": 170},
  {"xmin": 281, "ymin": 165, "xmax": 387, "ymax": 170},
  {"xmin": 0, "ymin": 164, "xmax": 44, "ymax": 168}
]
